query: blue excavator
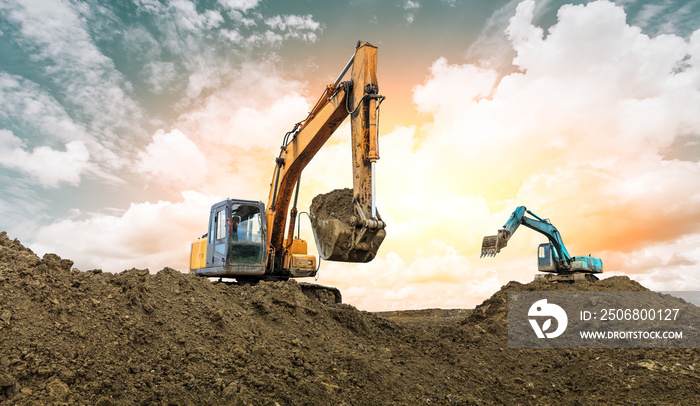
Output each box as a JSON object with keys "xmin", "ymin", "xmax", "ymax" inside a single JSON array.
[{"xmin": 481, "ymin": 206, "xmax": 603, "ymax": 282}]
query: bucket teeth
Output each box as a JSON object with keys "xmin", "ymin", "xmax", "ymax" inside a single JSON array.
[{"xmin": 480, "ymin": 235, "xmax": 499, "ymax": 257}]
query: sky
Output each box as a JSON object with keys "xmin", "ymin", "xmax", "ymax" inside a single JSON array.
[{"xmin": 1, "ymin": 0, "xmax": 700, "ymax": 311}]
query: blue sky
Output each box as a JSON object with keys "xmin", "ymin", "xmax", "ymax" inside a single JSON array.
[{"xmin": 1, "ymin": 0, "xmax": 700, "ymax": 310}]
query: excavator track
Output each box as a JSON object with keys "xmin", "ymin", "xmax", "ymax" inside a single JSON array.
[
  {"xmin": 299, "ymin": 282, "xmax": 343, "ymax": 305},
  {"xmin": 211, "ymin": 278, "xmax": 342, "ymax": 305},
  {"xmin": 534, "ymin": 273, "xmax": 599, "ymax": 283}
]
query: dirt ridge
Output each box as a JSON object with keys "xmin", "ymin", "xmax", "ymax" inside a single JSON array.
[{"xmin": 1, "ymin": 231, "xmax": 698, "ymax": 405}]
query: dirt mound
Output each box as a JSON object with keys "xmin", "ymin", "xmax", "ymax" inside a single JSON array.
[
  {"xmin": 310, "ymin": 188, "xmax": 355, "ymax": 223},
  {"xmin": 467, "ymin": 276, "xmax": 650, "ymax": 335},
  {"xmin": 1, "ymin": 231, "xmax": 699, "ymax": 405}
]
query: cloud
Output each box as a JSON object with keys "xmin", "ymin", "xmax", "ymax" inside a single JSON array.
[
  {"xmin": 0, "ymin": 130, "xmax": 93, "ymax": 188},
  {"xmin": 0, "ymin": 72, "xmax": 132, "ymax": 184},
  {"xmin": 315, "ymin": 244, "xmax": 503, "ymax": 311},
  {"xmin": 403, "ymin": 0, "xmax": 420, "ymax": 10},
  {"xmin": 627, "ymin": 0, "xmax": 700, "ymax": 37},
  {"xmin": 218, "ymin": 0, "xmax": 260, "ymax": 13},
  {"xmin": 136, "ymin": 129, "xmax": 208, "ymax": 188},
  {"xmin": 264, "ymin": 14, "xmax": 322, "ymax": 42},
  {"xmin": 176, "ymin": 61, "xmax": 310, "ymax": 153},
  {"xmin": 0, "ymin": 0, "xmax": 144, "ymax": 143},
  {"xmin": 400, "ymin": 0, "xmax": 420, "ymax": 24},
  {"xmin": 601, "ymin": 233, "xmax": 700, "ymax": 291},
  {"xmin": 141, "ymin": 61, "xmax": 179, "ymax": 94},
  {"xmin": 129, "ymin": 59, "xmax": 314, "ymax": 200},
  {"xmin": 0, "ymin": 173, "xmax": 46, "ymax": 240},
  {"xmin": 31, "ymin": 191, "xmax": 218, "ymax": 273},
  {"xmin": 0, "ymin": 73, "xmax": 90, "ymax": 143},
  {"xmin": 0, "ymin": 0, "xmax": 325, "ymax": 192},
  {"xmin": 169, "ymin": 0, "xmax": 224, "ymax": 32},
  {"xmin": 466, "ymin": 0, "xmax": 522, "ymax": 70}
]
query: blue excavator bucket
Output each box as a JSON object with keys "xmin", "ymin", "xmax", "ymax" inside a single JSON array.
[{"xmin": 480, "ymin": 229, "xmax": 511, "ymax": 257}]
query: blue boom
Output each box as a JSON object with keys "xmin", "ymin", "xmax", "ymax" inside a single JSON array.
[{"xmin": 481, "ymin": 206, "xmax": 602, "ymax": 274}]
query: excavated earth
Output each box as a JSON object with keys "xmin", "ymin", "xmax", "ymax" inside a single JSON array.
[
  {"xmin": 309, "ymin": 188, "xmax": 356, "ymax": 224},
  {"xmin": 1, "ymin": 231, "xmax": 699, "ymax": 405}
]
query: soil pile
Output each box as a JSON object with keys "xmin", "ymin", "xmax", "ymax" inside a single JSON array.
[
  {"xmin": 1, "ymin": 231, "xmax": 699, "ymax": 405},
  {"xmin": 309, "ymin": 188, "xmax": 355, "ymax": 224}
]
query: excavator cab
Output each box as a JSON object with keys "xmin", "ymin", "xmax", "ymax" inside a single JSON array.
[
  {"xmin": 537, "ymin": 243, "xmax": 557, "ymax": 272},
  {"xmin": 190, "ymin": 199, "xmax": 267, "ymax": 277}
]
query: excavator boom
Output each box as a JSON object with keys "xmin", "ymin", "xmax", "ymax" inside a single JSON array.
[{"xmin": 265, "ymin": 41, "xmax": 386, "ymax": 271}]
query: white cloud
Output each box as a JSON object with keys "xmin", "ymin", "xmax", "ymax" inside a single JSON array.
[
  {"xmin": 400, "ymin": 0, "xmax": 420, "ymax": 24},
  {"xmin": 218, "ymin": 0, "xmax": 260, "ymax": 12},
  {"xmin": 177, "ymin": 63, "xmax": 310, "ymax": 153},
  {"xmin": 141, "ymin": 61, "xmax": 179, "ymax": 94},
  {"xmin": 170, "ymin": 0, "xmax": 224, "ymax": 31},
  {"xmin": 264, "ymin": 14, "xmax": 322, "ymax": 43},
  {"xmin": 414, "ymin": 58, "xmax": 498, "ymax": 112},
  {"xmin": 0, "ymin": 0, "xmax": 144, "ymax": 143},
  {"xmin": 0, "ymin": 72, "xmax": 130, "ymax": 178},
  {"xmin": 31, "ymin": 191, "xmax": 219, "ymax": 273},
  {"xmin": 601, "ymin": 233, "xmax": 700, "ymax": 291},
  {"xmin": 265, "ymin": 14, "xmax": 320, "ymax": 31},
  {"xmin": 136, "ymin": 129, "xmax": 208, "ymax": 188},
  {"xmin": 466, "ymin": 0, "xmax": 521, "ymax": 70},
  {"xmin": 0, "ymin": 130, "xmax": 93, "ymax": 188},
  {"xmin": 315, "ymin": 247, "xmax": 503, "ymax": 311},
  {"xmin": 0, "ymin": 73, "xmax": 91, "ymax": 144},
  {"xmin": 403, "ymin": 0, "xmax": 420, "ymax": 10}
]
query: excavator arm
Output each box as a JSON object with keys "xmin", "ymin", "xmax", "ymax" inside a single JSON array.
[
  {"xmin": 481, "ymin": 206, "xmax": 572, "ymax": 264},
  {"xmin": 265, "ymin": 41, "xmax": 386, "ymax": 273}
]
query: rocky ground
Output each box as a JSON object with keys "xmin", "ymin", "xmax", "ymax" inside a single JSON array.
[{"xmin": 0, "ymin": 231, "xmax": 698, "ymax": 405}]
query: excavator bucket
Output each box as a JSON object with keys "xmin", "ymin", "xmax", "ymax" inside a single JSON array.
[
  {"xmin": 310, "ymin": 217, "xmax": 385, "ymax": 262},
  {"xmin": 309, "ymin": 189, "xmax": 385, "ymax": 263},
  {"xmin": 480, "ymin": 230, "xmax": 510, "ymax": 257},
  {"xmin": 480, "ymin": 235, "xmax": 500, "ymax": 257}
]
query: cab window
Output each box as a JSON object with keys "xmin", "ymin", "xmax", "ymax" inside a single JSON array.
[
  {"xmin": 230, "ymin": 203, "xmax": 262, "ymax": 243},
  {"xmin": 216, "ymin": 209, "xmax": 226, "ymax": 240},
  {"xmin": 228, "ymin": 203, "xmax": 264, "ymax": 265}
]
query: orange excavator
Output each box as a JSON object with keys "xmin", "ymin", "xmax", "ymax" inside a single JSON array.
[{"xmin": 189, "ymin": 41, "xmax": 386, "ymax": 282}]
